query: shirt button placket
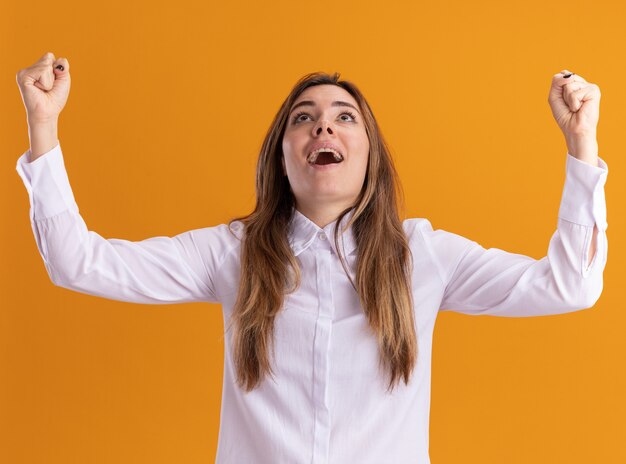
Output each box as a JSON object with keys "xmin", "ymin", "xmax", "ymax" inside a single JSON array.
[{"xmin": 311, "ymin": 242, "xmax": 332, "ymax": 464}]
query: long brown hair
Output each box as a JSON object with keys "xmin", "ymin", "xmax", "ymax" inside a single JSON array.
[{"xmin": 227, "ymin": 72, "xmax": 416, "ymax": 393}]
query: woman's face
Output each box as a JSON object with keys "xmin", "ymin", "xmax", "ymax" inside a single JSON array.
[{"xmin": 282, "ymin": 84, "xmax": 370, "ymax": 212}]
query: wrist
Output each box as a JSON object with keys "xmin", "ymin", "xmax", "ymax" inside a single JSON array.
[
  {"xmin": 28, "ymin": 117, "xmax": 58, "ymax": 130},
  {"xmin": 565, "ymin": 133, "xmax": 598, "ymax": 167},
  {"xmin": 28, "ymin": 120, "xmax": 59, "ymax": 162}
]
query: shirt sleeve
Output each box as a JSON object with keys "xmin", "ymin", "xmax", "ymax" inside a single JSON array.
[
  {"xmin": 15, "ymin": 141, "xmax": 233, "ymax": 305},
  {"xmin": 426, "ymin": 152, "xmax": 609, "ymax": 317}
]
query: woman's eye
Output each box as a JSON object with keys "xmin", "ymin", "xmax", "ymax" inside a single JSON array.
[
  {"xmin": 339, "ymin": 111, "xmax": 357, "ymax": 122},
  {"xmin": 293, "ymin": 112, "xmax": 310, "ymax": 123}
]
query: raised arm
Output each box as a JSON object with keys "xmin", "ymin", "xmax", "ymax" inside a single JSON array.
[
  {"xmin": 15, "ymin": 52, "xmax": 237, "ymax": 305},
  {"xmin": 424, "ymin": 69, "xmax": 609, "ymax": 317}
]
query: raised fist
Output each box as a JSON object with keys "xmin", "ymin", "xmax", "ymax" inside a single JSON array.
[
  {"xmin": 548, "ymin": 69, "xmax": 600, "ymax": 138},
  {"xmin": 16, "ymin": 51, "xmax": 71, "ymax": 124}
]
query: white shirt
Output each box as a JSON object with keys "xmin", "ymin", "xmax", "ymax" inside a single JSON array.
[{"xmin": 16, "ymin": 142, "xmax": 609, "ymax": 463}]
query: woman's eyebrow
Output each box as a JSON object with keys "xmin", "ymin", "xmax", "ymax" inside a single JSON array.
[{"xmin": 289, "ymin": 100, "xmax": 360, "ymax": 115}]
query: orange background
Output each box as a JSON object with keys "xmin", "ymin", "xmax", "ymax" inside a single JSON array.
[{"xmin": 2, "ymin": 1, "xmax": 624, "ymax": 462}]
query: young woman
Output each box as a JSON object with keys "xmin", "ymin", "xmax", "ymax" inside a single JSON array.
[{"xmin": 16, "ymin": 52, "xmax": 608, "ymax": 463}]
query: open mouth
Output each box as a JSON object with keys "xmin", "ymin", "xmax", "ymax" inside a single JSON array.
[{"xmin": 307, "ymin": 149, "xmax": 344, "ymax": 166}]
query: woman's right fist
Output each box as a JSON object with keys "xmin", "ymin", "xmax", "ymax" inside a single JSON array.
[{"xmin": 16, "ymin": 52, "xmax": 71, "ymax": 124}]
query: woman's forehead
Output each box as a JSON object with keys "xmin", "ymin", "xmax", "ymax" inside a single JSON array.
[
  {"xmin": 290, "ymin": 85, "xmax": 360, "ymax": 113},
  {"xmin": 295, "ymin": 85, "xmax": 356, "ymax": 105}
]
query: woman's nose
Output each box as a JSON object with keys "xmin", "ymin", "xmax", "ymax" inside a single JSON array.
[{"xmin": 314, "ymin": 119, "xmax": 333, "ymax": 135}]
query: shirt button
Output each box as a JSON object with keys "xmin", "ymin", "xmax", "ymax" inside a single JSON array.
[{"xmin": 318, "ymin": 232, "xmax": 327, "ymax": 241}]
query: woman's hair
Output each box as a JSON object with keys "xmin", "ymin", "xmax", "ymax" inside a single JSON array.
[{"xmin": 227, "ymin": 71, "xmax": 416, "ymax": 393}]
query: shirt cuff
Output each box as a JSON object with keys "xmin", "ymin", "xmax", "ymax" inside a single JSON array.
[
  {"xmin": 15, "ymin": 141, "xmax": 79, "ymax": 221},
  {"xmin": 557, "ymin": 152, "xmax": 609, "ymax": 229}
]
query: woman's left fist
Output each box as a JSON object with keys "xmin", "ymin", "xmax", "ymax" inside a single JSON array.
[{"xmin": 548, "ymin": 70, "xmax": 601, "ymax": 137}]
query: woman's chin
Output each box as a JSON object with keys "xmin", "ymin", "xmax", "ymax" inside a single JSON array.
[{"xmin": 301, "ymin": 186, "xmax": 354, "ymax": 202}]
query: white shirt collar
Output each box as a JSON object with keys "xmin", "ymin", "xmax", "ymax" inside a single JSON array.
[{"xmin": 288, "ymin": 206, "xmax": 357, "ymax": 257}]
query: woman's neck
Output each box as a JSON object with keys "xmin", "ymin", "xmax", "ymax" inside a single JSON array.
[{"xmin": 294, "ymin": 201, "xmax": 353, "ymax": 229}]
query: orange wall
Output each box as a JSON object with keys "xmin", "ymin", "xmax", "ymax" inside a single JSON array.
[{"xmin": 2, "ymin": 1, "xmax": 624, "ymax": 462}]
